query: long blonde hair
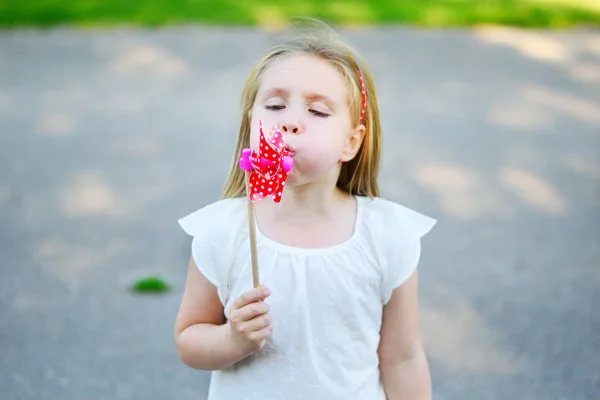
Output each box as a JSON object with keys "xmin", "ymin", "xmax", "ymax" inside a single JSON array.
[{"xmin": 221, "ymin": 20, "xmax": 382, "ymax": 199}]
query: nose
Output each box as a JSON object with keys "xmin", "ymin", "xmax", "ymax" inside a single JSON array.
[{"xmin": 280, "ymin": 121, "xmax": 301, "ymax": 134}]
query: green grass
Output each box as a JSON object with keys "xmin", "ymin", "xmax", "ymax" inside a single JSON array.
[
  {"xmin": 130, "ymin": 276, "xmax": 171, "ymax": 294},
  {"xmin": 1, "ymin": 0, "xmax": 599, "ymax": 29}
]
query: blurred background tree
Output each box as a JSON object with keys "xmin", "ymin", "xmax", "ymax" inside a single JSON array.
[{"xmin": 1, "ymin": 0, "xmax": 599, "ymax": 29}]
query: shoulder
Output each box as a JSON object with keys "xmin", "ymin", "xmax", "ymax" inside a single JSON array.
[
  {"xmin": 178, "ymin": 197, "xmax": 246, "ymax": 238},
  {"xmin": 177, "ymin": 197, "xmax": 247, "ymax": 304},
  {"xmin": 359, "ymin": 196, "xmax": 437, "ymax": 240},
  {"xmin": 358, "ymin": 196, "xmax": 437, "ymax": 303}
]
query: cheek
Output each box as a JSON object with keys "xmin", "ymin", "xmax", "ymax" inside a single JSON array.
[
  {"xmin": 249, "ymin": 130, "xmax": 259, "ymax": 151},
  {"xmin": 295, "ymin": 140, "xmax": 343, "ymax": 173},
  {"xmin": 249, "ymin": 122, "xmax": 262, "ymax": 151}
]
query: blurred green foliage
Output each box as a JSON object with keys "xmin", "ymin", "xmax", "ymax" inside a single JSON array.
[
  {"xmin": 131, "ymin": 276, "xmax": 171, "ymax": 294},
  {"xmin": 1, "ymin": 0, "xmax": 598, "ymax": 28}
]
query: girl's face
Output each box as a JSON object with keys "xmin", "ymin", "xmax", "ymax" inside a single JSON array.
[{"xmin": 249, "ymin": 53, "xmax": 364, "ymax": 188}]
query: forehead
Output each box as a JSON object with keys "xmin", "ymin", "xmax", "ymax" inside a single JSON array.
[{"xmin": 258, "ymin": 53, "xmax": 349, "ymax": 103}]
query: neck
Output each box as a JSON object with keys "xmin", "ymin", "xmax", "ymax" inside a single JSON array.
[{"xmin": 254, "ymin": 181, "xmax": 347, "ymax": 221}]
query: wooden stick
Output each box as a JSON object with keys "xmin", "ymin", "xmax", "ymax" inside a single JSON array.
[{"xmin": 245, "ymin": 172, "xmax": 260, "ymax": 288}]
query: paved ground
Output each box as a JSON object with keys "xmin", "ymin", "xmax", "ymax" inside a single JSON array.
[{"xmin": 0, "ymin": 25, "xmax": 599, "ymax": 400}]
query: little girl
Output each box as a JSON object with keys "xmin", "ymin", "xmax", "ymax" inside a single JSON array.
[{"xmin": 175, "ymin": 21, "xmax": 436, "ymax": 400}]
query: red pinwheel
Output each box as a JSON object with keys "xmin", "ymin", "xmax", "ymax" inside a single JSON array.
[
  {"xmin": 239, "ymin": 121, "xmax": 294, "ymax": 288},
  {"xmin": 239, "ymin": 121, "xmax": 294, "ymax": 203}
]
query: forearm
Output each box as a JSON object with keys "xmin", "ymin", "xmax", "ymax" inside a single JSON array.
[
  {"xmin": 176, "ymin": 322, "xmax": 250, "ymax": 370},
  {"xmin": 381, "ymin": 351, "xmax": 432, "ymax": 400}
]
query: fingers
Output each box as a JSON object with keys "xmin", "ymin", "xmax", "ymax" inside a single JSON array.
[
  {"xmin": 236, "ymin": 312, "xmax": 272, "ymax": 334},
  {"xmin": 229, "ymin": 287, "xmax": 272, "ymax": 329},
  {"xmin": 237, "ymin": 300, "xmax": 270, "ymax": 320},
  {"xmin": 231, "ymin": 286, "xmax": 271, "ymax": 310},
  {"xmin": 228, "ymin": 287, "xmax": 274, "ymax": 354},
  {"xmin": 246, "ymin": 325, "xmax": 273, "ymax": 344},
  {"xmin": 229, "ymin": 299, "xmax": 271, "ymax": 333}
]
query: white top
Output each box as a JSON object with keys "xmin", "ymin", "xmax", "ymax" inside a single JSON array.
[{"xmin": 178, "ymin": 195, "xmax": 436, "ymax": 400}]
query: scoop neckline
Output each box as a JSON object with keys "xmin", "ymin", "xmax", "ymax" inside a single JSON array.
[{"xmin": 253, "ymin": 195, "xmax": 366, "ymax": 256}]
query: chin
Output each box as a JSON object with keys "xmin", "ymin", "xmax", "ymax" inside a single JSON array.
[
  {"xmin": 284, "ymin": 173, "xmax": 300, "ymax": 187},
  {"xmin": 284, "ymin": 171, "xmax": 316, "ymax": 189}
]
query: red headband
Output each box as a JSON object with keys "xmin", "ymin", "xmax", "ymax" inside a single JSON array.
[{"xmin": 357, "ymin": 68, "xmax": 367, "ymax": 125}]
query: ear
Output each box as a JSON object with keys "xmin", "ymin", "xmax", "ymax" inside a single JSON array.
[{"xmin": 340, "ymin": 124, "xmax": 366, "ymax": 162}]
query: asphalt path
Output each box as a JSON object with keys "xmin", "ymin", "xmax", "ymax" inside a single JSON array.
[{"xmin": 0, "ymin": 25, "xmax": 598, "ymax": 399}]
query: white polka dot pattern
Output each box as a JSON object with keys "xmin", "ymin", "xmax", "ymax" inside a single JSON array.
[
  {"xmin": 358, "ymin": 68, "xmax": 367, "ymax": 125},
  {"xmin": 246, "ymin": 121, "xmax": 291, "ymax": 203}
]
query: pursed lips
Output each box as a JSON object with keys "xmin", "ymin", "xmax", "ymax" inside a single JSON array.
[{"xmin": 284, "ymin": 145, "xmax": 296, "ymax": 156}]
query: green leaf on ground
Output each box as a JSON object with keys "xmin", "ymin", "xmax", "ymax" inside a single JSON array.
[{"xmin": 130, "ymin": 276, "xmax": 171, "ymax": 294}]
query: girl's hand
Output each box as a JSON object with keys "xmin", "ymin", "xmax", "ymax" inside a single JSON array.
[{"xmin": 228, "ymin": 286, "xmax": 273, "ymax": 354}]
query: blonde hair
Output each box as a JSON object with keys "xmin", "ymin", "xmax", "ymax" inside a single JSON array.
[{"xmin": 221, "ymin": 19, "xmax": 381, "ymax": 199}]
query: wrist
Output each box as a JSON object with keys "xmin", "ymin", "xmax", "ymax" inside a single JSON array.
[{"xmin": 224, "ymin": 321, "xmax": 255, "ymax": 361}]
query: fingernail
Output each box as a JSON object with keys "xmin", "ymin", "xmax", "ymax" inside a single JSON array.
[{"xmin": 263, "ymin": 288, "xmax": 271, "ymax": 296}]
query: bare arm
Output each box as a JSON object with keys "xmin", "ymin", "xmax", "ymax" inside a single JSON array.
[
  {"xmin": 378, "ymin": 269, "xmax": 432, "ymax": 400},
  {"xmin": 174, "ymin": 258, "xmax": 272, "ymax": 370}
]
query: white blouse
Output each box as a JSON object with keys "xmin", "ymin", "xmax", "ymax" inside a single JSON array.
[{"xmin": 178, "ymin": 195, "xmax": 436, "ymax": 400}]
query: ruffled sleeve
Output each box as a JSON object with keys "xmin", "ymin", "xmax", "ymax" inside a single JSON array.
[
  {"xmin": 371, "ymin": 199, "xmax": 437, "ymax": 304},
  {"xmin": 178, "ymin": 198, "xmax": 246, "ymax": 306}
]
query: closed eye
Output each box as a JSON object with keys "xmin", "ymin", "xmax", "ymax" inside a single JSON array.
[
  {"xmin": 265, "ymin": 105, "xmax": 285, "ymax": 111},
  {"xmin": 310, "ymin": 109, "xmax": 329, "ymax": 118}
]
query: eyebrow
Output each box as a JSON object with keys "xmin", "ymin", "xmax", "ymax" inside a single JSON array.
[{"xmin": 261, "ymin": 87, "xmax": 337, "ymax": 110}]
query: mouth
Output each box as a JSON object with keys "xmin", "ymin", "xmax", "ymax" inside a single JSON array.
[{"xmin": 283, "ymin": 145, "xmax": 296, "ymax": 156}]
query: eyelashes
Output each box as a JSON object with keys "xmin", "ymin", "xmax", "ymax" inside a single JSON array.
[
  {"xmin": 310, "ymin": 109, "xmax": 329, "ymax": 118},
  {"xmin": 265, "ymin": 105, "xmax": 329, "ymax": 118}
]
